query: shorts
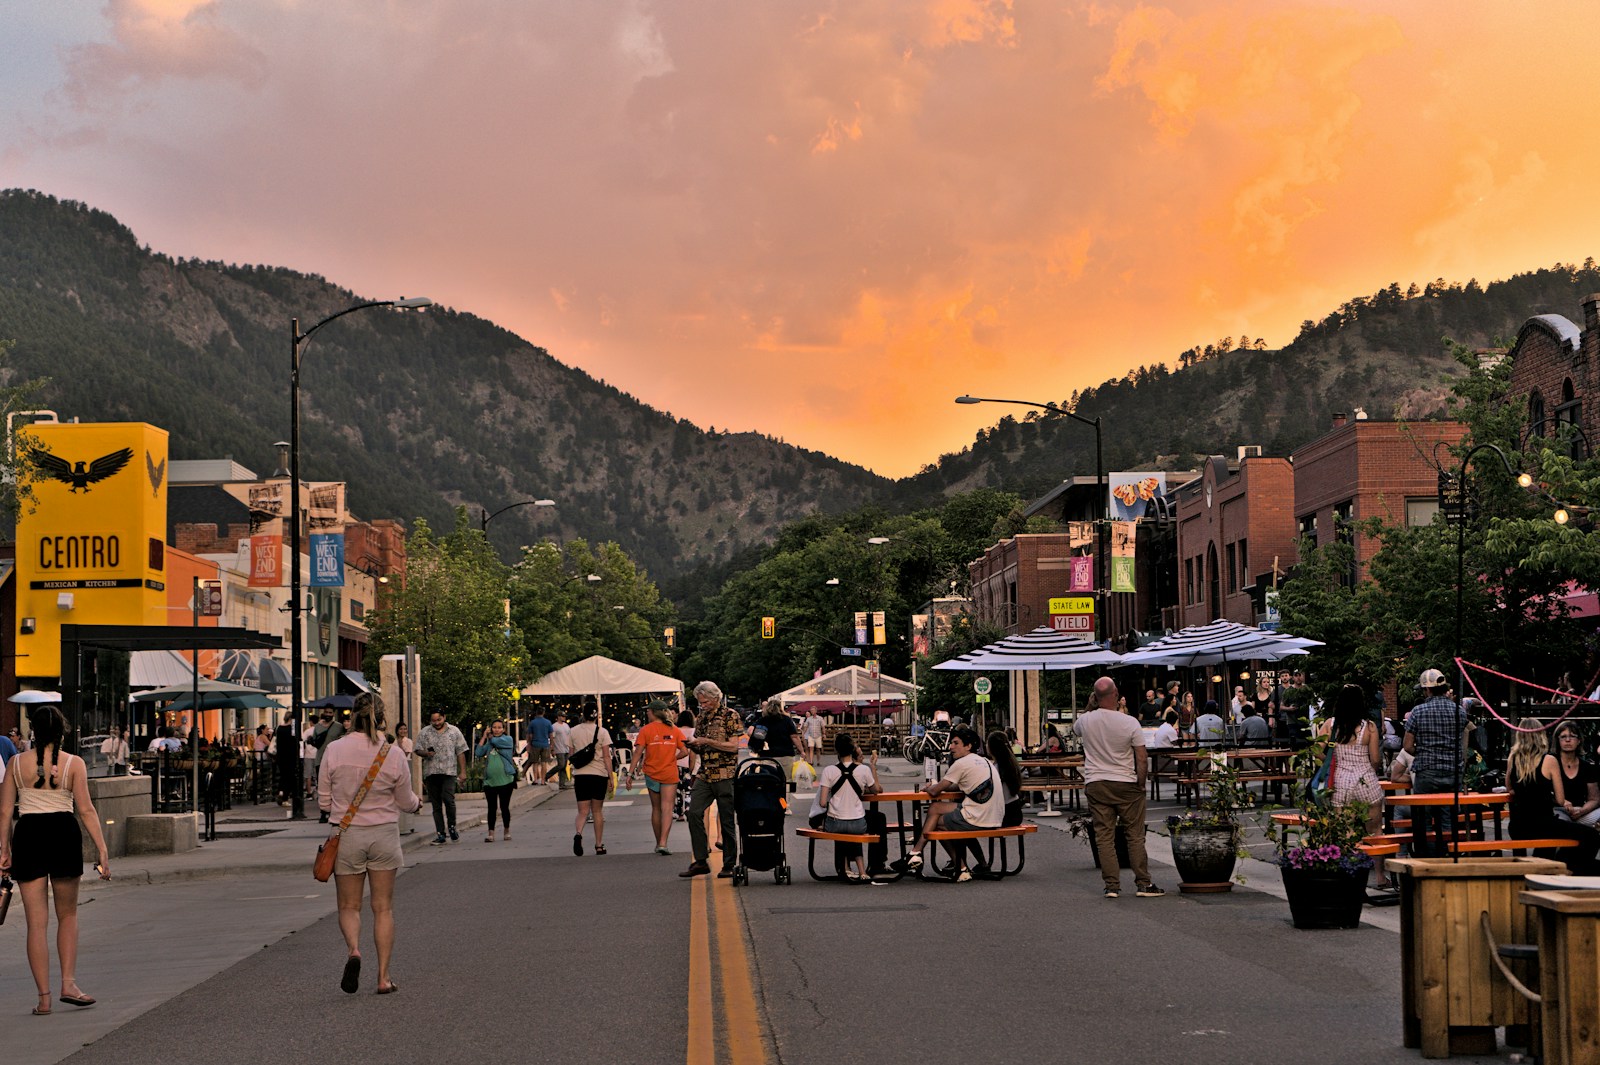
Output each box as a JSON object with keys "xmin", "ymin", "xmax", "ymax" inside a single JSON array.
[
  {"xmin": 942, "ymin": 808, "xmax": 980, "ymax": 832},
  {"xmin": 333, "ymin": 822, "xmax": 404, "ymax": 876},
  {"xmin": 644, "ymin": 776, "xmax": 664, "ymax": 794},
  {"xmin": 9, "ymin": 812, "xmax": 85, "ymax": 882},
  {"xmin": 573, "ymin": 774, "xmax": 608, "ymax": 802}
]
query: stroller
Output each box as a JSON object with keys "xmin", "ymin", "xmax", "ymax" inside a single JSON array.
[{"xmin": 731, "ymin": 755, "xmax": 792, "ymax": 885}]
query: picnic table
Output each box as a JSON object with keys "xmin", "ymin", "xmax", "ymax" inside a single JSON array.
[
  {"xmin": 1160, "ymin": 747, "xmax": 1297, "ymax": 804},
  {"xmin": 1017, "ymin": 756, "xmax": 1083, "ymax": 815}
]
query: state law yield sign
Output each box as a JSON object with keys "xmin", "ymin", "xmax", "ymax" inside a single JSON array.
[{"xmin": 1048, "ymin": 595, "xmax": 1095, "ymax": 634}]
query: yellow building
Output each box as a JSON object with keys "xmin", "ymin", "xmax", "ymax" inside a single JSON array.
[{"xmin": 15, "ymin": 422, "xmax": 170, "ymax": 680}]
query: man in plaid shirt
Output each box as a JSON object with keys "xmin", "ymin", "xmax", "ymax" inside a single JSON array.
[
  {"xmin": 679, "ymin": 680, "xmax": 745, "ymax": 878},
  {"xmin": 1403, "ymin": 668, "xmax": 1467, "ymax": 852}
]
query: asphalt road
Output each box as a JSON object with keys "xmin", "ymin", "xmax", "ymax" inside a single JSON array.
[{"xmin": 3, "ymin": 770, "xmax": 1509, "ymax": 1065}]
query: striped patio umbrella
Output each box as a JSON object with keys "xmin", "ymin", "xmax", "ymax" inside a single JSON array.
[
  {"xmin": 932, "ymin": 626, "xmax": 1123, "ymax": 672},
  {"xmin": 1118, "ymin": 620, "xmax": 1321, "ymax": 668}
]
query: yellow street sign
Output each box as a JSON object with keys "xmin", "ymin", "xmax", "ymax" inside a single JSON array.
[{"xmin": 1048, "ymin": 596, "xmax": 1094, "ymax": 615}]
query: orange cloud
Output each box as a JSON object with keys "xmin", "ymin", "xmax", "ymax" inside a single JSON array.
[{"xmin": 8, "ymin": 2, "xmax": 1600, "ymax": 480}]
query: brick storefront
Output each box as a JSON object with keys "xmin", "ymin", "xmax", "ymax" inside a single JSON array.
[{"xmin": 1175, "ymin": 455, "xmax": 1297, "ymax": 627}]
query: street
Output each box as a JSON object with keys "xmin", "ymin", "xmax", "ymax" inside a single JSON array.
[{"xmin": 4, "ymin": 766, "xmax": 1506, "ymax": 1065}]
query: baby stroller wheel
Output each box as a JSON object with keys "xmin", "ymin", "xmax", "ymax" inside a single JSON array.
[
  {"xmin": 776, "ymin": 864, "xmax": 791, "ymax": 885},
  {"xmin": 733, "ymin": 866, "xmax": 747, "ymax": 886}
]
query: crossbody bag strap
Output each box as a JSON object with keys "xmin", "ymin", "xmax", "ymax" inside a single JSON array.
[{"xmin": 335, "ymin": 742, "xmax": 391, "ymax": 838}]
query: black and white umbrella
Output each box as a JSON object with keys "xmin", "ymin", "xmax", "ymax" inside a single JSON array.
[
  {"xmin": 1118, "ymin": 620, "xmax": 1320, "ymax": 668},
  {"xmin": 933, "ymin": 626, "xmax": 1123, "ymax": 672}
]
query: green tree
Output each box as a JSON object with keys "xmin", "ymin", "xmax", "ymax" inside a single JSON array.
[
  {"xmin": 510, "ymin": 538, "xmax": 673, "ymax": 676},
  {"xmin": 364, "ymin": 509, "xmax": 526, "ymax": 726}
]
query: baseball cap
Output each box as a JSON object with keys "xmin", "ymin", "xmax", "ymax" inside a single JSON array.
[{"xmin": 1418, "ymin": 668, "xmax": 1447, "ymax": 690}]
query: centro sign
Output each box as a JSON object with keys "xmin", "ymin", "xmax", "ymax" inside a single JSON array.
[{"xmin": 38, "ymin": 534, "xmax": 121, "ymax": 569}]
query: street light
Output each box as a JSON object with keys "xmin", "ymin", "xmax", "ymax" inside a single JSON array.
[
  {"xmin": 955, "ymin": 394, "xmax": 1106, "ymax": 642},
  {"xmin": 289, "ymin": 297, "xmax": 431, "ymax": 818},
  {"xmin": 481, "ymin": 498, "xmax": 556, "ymax": 530},
  {"xmin": 1448, "ymin": 441, "xmax": 1523, "ymax": 860}
]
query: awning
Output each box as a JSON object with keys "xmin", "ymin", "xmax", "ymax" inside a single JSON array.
[
  {"xmin": 130, "ymin": 649, "xmax": 201, "ymax": 689},
  {"xmin": 338, "ymin": 668, "xmax": 374, "ymax": 694}
]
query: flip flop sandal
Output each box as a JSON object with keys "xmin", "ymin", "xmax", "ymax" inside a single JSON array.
[
  {"xmin": 340, "ymin": 955, "xmax": 361, "ymax": 994},
  {"xmin": 376, "ymin": 984, "xmax": 400, "ymax": 995},
  {"xmin": 60, "ymin": 995, "xmax": 96, "ymax": 1007}
]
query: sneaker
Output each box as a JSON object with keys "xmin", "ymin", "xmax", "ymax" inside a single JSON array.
[
  {"xmin": 448, "ymin": 828, "xmax": 459, "ymax": 842},
  {"xmin": 1103, "ymin": 887, "xmax": 1120, "ymax": 899},
  {"xmin": 1136, "ymin": 884, "xmax": 1166, "ymax": 898},
  {"xmin": 954, "ymin": 868, "xmax": 973, "ymax": 883},
  {"xmin": 430, "ymin": 834, "xmax": 447, "ymax": 846},
  {"xmin": 907, "ymin": 853, "xmax": 923, "ymax": 870}
]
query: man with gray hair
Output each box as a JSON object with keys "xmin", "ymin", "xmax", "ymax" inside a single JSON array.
[{"xmin": 679, "ymin": 681, "xmax": 744, "ymax": 878}]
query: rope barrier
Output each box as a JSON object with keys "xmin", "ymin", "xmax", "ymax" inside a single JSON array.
[{"xmin": 1453, "ymin": 657, "xmax": 1597, "ymax": 732}]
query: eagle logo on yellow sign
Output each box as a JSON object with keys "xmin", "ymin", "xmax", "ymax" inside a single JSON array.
[{"xmin": 29, "ymin": 445, "xmax": 134, "ymax": 493}]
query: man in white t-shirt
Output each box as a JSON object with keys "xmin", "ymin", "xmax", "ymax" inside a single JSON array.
[
  {"xmin": 897, "ymin": 726, "xmax": 1004, "ymax": 883},
  {"xmin": 1229, "ymin": 686, "xmax": 1246, "ymax": 726},
  {"xmin": 1074, "ymin": 676, "xmax": 1163, "ymax": 899}
]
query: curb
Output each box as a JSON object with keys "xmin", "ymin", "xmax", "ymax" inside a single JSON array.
[{"xmin": 98, "ymin": 784, "xmax": 565, "ymax": 887}]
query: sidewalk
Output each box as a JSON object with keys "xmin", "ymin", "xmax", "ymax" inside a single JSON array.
[{"xmin": 100, "ymin": 781, "xmax": 565, "ymax": 886}]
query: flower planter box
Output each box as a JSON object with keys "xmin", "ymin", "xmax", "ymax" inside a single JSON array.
[
  {"xmin": 1281, "ymin": 864, "xmax": 1365, "ymax": 928},
  {"xmin": 1389, "ymin": 856, "xmax": 1567, "ymax": 1059}
]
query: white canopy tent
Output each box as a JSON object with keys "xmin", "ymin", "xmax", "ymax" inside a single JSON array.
[
  {"xmin": 520, "ymin": 656, "xmax": 685, "ymax": 719},
  {"xmin": 771, "ymin": 665, "xmax": 917, "ymax": 717}
]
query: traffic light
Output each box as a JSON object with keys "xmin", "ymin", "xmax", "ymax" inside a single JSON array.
[
  {"xmin": 664, "ymin": 626, "xmax": 675, "ymax": 648},
  {"xmin": 761, "ymin": 616, "xmax": 776, "ymax": 639}
]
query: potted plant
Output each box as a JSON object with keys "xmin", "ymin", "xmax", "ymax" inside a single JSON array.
[
  {"xmin": 1266, "ymin": 744, "xmax": 1374, "ymax": 929},
  {"xmin": 1065, "ymin": 810, "xmax": 1131, "ymax": 870},
  {"xmin": 1166, "ymin": 752, "xmax": 1252, "ymax": 892}
]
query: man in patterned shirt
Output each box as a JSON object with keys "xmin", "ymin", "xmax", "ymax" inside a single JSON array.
[
  {"xmin": 679, "ymin": 680, "xmax": 744, "ymax": 878},
  {"xmin": 1403, "ymin": 668, "xmax": 1466, "ymax": 853},
  {"xmin": 417, "ymin": 710, "xmax": 470, "ymax": 844}
]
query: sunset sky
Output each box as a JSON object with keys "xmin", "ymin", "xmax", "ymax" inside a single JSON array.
[{"xmin": 5, "ymin": 1, "xmax": 1600, "ymax": 477}]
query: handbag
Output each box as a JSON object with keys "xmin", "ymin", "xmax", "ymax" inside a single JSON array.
[
  {"xmin": 569, "ymin": 723, "xmax": 602, "ymax": 769},
  {"xmin": 313, "ymin": 741, "xmax": 391, "ymax": 882},
  {"xmin": 1306, "ymin": 739, "xmax": 1337, "ymax": 808}
]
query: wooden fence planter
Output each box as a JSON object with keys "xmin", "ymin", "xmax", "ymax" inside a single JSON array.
[
  {"xmin": 1389, "ymin": 856, "xmax": 1568, "ymax": 1058},
  {"xmin": 1519, "ymin": 888, "xmax": 1600, "ymax": 1065}
]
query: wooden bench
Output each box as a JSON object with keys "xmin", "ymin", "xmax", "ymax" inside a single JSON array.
[
  {"xmin": 1445, "ymin": 837, "xmax": 1579, "ymax": 856},
  {"xmin": 1018, "ymin": 781, "xmax": 1082, "ymax": 814},
  {"xmin": 794, "ymin": 828, "xmax": 898, "ymax": 883},
  {"xmin": 917, "ymin": 824, "xmax": 1038, "ymax": 880}
]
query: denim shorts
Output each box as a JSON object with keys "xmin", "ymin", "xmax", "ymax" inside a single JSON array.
[{"xmin": 942, "ymin": 808, "xmax": 979, "ymax": 832}]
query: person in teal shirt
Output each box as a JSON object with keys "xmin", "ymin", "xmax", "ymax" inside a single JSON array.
[{"xmin": 475, "ymin": 720, "xmax": 519, "ymax": 842}]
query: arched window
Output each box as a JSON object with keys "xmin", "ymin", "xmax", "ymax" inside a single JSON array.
[{"xmin": 1529, "ymin": 390, "xmax": 1546, "ymax": 436}]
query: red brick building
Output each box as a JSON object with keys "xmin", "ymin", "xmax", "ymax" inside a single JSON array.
[
  {"xmin": 1291, "ymin": 416, "xmax": 1467, "ymax": 581},
  {"xmin": 1504, "ymin": 298, "xmax": 1599, "ymax": 450},
  {"xmin": 968, "ymin": 532, "xmax": 1076, "ymax": 637},
  {"xmin": 1174, "ymin": 453, "xmax": 1297, "ymax": 626}
]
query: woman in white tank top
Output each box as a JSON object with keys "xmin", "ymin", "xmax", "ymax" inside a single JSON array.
[{"xmin": 0, "ymin": 704, "xmax": 112, "ymax": 1015}]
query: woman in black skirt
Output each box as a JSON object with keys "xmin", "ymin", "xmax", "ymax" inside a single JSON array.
[{"xmin": 0, "ymin": 705, "xmax": 112, "ymax": 1015}]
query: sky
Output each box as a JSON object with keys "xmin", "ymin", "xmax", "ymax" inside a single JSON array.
[{"xmin": 5, "ymin": 1, "xmax": 1600, "ymax": 478}]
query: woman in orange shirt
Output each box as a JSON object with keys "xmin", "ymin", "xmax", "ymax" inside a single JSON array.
[{"xmin": 625, "ymin": 701, "xmax": 692, "ymax": 855}]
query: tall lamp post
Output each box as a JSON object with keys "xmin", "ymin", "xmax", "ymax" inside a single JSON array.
[
  {"xmin": 1446, "ymin": 442, "xmax": 1529, "ymax": 858},
  {"xmin": 481, "ymin": 498, "xmax": 556, "ymax": 531},
  {"xmin": 955, "ymin": 395, "xmax": 1106, "ymax": 643},
  {"xmin": 289, "ymin": 297, "xmax": 431, "ymax": 818}
]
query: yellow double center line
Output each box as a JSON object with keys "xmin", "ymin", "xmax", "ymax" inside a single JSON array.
[{"xmin": 687, "ymin": 875, "xmax": 770, "ymax": 1065}]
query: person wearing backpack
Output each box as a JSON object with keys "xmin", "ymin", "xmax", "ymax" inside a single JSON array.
[{"xmin": 809, "ymin": 733, "xmax": 881, "ymax": 882}]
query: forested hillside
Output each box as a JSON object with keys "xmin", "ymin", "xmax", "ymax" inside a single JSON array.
[
  {"xmin": 0, "ymin": 190, "xmax": 890, "ymax": 577},
  {"xmin": 898, "ymin": 263, "xmax": 1600, "ymax": 503},
  {"xmin": 5, "ymin": 187, "xmax": 1596, "ymax": 588}
]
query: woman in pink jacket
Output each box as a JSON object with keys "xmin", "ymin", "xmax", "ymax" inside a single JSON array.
[{"xmin": 318, "ymin": 692, "xmax": 422, "ymax": 996}]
